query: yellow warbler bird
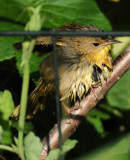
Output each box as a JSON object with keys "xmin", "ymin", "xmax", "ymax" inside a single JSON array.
[{"xmin": 10, "ymin": 24, "xmax": 121, "ymax": 120}]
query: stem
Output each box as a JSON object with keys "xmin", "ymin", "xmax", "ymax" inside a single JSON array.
[
  {"xmin": 18, "ymin": 63, "xmax": 29, "ymax": 160},
  {"xmin": 0, "ymin": 145, "xmax": 17, "ymax": 154},
  {"xmin": 18, "ymin": 40, "xmax": 35, "ymax": 160}
]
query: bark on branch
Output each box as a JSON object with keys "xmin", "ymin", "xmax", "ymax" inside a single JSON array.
[{"xmin": 41, "ymin": 46, "xmax": 130, "ymax": 160}]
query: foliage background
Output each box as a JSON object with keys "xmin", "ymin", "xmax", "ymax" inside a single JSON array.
[{"xmin": 0, "ymin": 0, "xmax": 130, "ymax": 159}]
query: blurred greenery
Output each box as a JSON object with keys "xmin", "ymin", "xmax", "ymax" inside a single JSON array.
[
  {"xmin": 46, "ymin": 139, "xmax": 78, "ymax": 160},
  {"xmin": 107, "ymin": 71, "xmax": 130, "ymax": 110},
  {"xmin": 0, "ymin": 90, "xmax": 14, "ymax": 144},
  {"xmin": 0, "ymin": 126, "xmax": 3, "ymax": 143},
  {"xmin": 24, "ymin": 132, "xmax": 42, "ymax": 160},
  {"xmin": 75, "ymin": 133, "xmax": 130, "ymax": 160},
  {"xmin": 112, "ymin": 37, "xmax": 130, "ymax": 58},
  {"xmin": 0, "ymin": 90, "xmax": 14, "ymax": 121},
  {"xmin": 0, "ymin": 0, "xmax": 129, "ymax": 159}
]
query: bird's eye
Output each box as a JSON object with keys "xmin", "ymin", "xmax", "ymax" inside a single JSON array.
[{"xmin": 93, "ymin": 43, "xmax": 99, "ymax": 46}]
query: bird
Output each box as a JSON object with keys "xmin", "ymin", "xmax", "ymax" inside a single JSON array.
[{"xmin": 10, "ymin": 24, "xmax": 121, "ymax": 120}]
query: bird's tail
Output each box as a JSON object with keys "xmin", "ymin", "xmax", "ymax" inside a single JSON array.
[
  {"xmin": 10, "ymin": 79, "xmax": 48, "ymax": 120},
  {"xmin": 10, "ymin": 90, "xmax": 45, "ymax": 120}
]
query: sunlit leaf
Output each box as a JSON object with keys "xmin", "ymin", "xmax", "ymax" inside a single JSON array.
[
  {"xmin": 24, "ymin": 132, "xmax": 42, "ymax": 160},
  {"xmin": 107, "ymin": 71, "xmax": 130, "ymax": 110}
]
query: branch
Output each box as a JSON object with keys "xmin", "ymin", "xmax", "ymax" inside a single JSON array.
[{"xmin": 41, "ymin": 46, "xmax": 130, "ymax": 160}]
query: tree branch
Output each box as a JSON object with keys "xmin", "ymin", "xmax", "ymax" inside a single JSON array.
[{"xmin": 41, "ymin": 46, "xmax": 130, "ymax": 160}]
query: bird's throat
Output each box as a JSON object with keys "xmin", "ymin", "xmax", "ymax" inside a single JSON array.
[{"xmin": 86, "ymin": 45, "xmax": 112, "ymax": 69}]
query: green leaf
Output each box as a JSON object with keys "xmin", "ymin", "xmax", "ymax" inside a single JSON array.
[
  {"xmin": 89, "ymin": 108, "xmax": 111, "ymax": 120},
  {"xmin": 62, "ymin": 139, "xmax": 78, "ymax": 154},
  {"xmin": 46, "ymin": 139, "xmax": 78, "ymax": 160},
  {"xmin": 107, "ymin": 71, "xmax": 130, "ymax": 110},
  {"xmin": 87, "ymin": 116, "xmax": 105, "ymax": 136},
  {"xmin": 0, "ymin": 0, "xmax": 111, "ymax": 30},
  {"xmin": 0, "ymin": 21, "xmax": 24, "ymax": 61},
  {"xmin": 75, "ymin": 133, "xmax": 130, "ymax": 160},
  {"xmin": 24, "ymin": 132, "xmax": 42, "ymax": 160},
  {"xmin": 45, "ymin": 149, "xmax": 60, "ymax": 160},
  {"xmin": 14, "ymin": 0, "xmax": 35, "ymax": 6},
  {"xmin": 0, "ymin": 90, "xmax": 14, "ymax": 144},
  {"xmin": 99, "ymin": 103, "xmax": 122, "ymax": 117},
  {"xmin": 112, "ymin": 37, "xmax": 130, "ymax": 58},
  {"xmin": 41, "ymin": 0, "xmax": 111, "ymax": 30},
  {"xmin": 0, "ymin": 0, "xmax": 29, "ymax": 23},
  {"xmin": 0, "ymin": 90, "xmax": 14, "ymax": 121},
  {"xmin": 0, "ymin": 126, "xmax": 3, "ymax": 143},
  {"xmin": 1, "ymin": 130, "xmax": 12, "ymax": 145}
]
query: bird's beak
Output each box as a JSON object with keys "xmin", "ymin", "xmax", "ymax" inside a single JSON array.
[{"xmin": 104, "ymin": 39, "xmax": 122, "ymax": 45}]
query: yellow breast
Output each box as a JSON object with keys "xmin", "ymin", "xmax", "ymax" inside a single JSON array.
[{"xmin": 86, "ymin": 45, "xmax": 112, "ymax": 69}]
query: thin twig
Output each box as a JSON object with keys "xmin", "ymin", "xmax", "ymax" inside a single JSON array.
[{"xmin": 41, "ymin": 46, "xmax": 130, "ymax": 160}]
